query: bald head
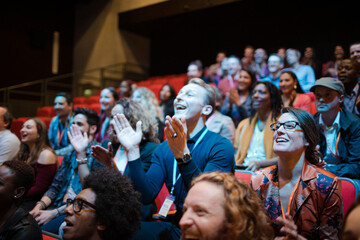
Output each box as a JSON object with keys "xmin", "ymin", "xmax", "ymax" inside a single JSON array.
[{"xmin": 0, "ymin": 107, "xmax": 13, "ymax": 130}]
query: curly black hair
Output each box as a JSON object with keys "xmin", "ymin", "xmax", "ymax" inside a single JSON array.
[
  {"xmin": 83, "ymin": 168, "xmax": 142, "ymax": 240},
  {"xmin": 2, "ymin": 160, "xmax": 35, "ymax": 201}
]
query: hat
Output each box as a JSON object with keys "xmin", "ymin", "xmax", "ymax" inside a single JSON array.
[{"xmin": 310, "ymin": 77, "xmax": 344, "ymax": 95}]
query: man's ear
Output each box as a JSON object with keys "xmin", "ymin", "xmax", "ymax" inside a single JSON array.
[
  {"xmin": 97, "ymin": 222, "xmax": 107, "ymax": 231},
  {"xmin": 89, "ymin": 125, "xmax": 97, "ymax": 135},
  {"xmin": 14, "ymin": 187, "xmax": 25, "ymax": 199},
  {"xmin": 339, "ymin": 94, "xmax": 344, "ymax": 103},
  {"xmin": 201, "ymin": 105, "xmax": 213, "ymax": 116}
]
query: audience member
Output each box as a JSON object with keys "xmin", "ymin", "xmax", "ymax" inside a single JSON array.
[
  {"xmin": 180, "ymin": 171, "xmax": 273, "ymax": 240},
  {"xmin": 277, "ymin": 46, "xmax": 289, "ymax": 68},
  {"xmin": 234, "ymin": 81, "xmax": 282, "ymax": 171},
  {"xmin": 260, "ymin": 53, "xmax": 284, "ymax": 88},
  {"xmin": 95, "ymin": 87, "xmax": 119, "ymax": 143},
  {"xmin": 119, "ymin": 80, "xmax": 133, "ymax": 99},
  {"xmin": 18, "ymin": 118, "xmax": 58, "ymax": 210},
  {"xmin": 0, "ymin": 160, "xmax": 42, "ymax": 240},
  {"xmin": 92, "ymin": 99, "xmax": 159, "ymax": 175},
  {"xmin": 132, "ymin": 87, "xmax": 164, "ymax": 141},
  {"xmin": 322, "ymin": 45, "xmax": 345, "ymax": 77},
  {"xmin": 205, "ymin": 51, "xmax": 227, "ymax": 85},
  {"xmin": 300, "ymin": 46, "xmax": 322, "ymax": 78},
  {"xmin": 241, "ymin": 45, "xmax": 256, "ymax": 71},
  {"xmin": 220, "ymin": 57, "xmax": 229, "ymax": 77},
  {"xmin": 285, "ymin": 48, "xmax": 316, "ymax": 92},
  {"xmin": 206, "ymin": 86, "xmax": 235, "ymax": 143},
  {"xmin": 337, "ymin": 58, "xmax": 360, "ymax": 116},
  {"xmin": 187, "ymin": 60, "xmax": 204, "ymax": 81},
  {"xmin": 0, "ymin": 107, "xmax": 20, "ymax": 165},
  {"xmin": 159, "ymin": 84, "xmax": 176, "ymax": 121},
  {"xmin": 29, "ymin": 108, "xmax": 103, "ymax": 234},
  {"xmin": 251, "ymin": 107, "xmax": 343, "ymax": 239},
  {"xmin": 343, "ymin": 196, "xmax": 360, "ymax": 240},
  {"xmin": 221, "ymin": 69, "xmax": 255, "ymax": 126},
  {"xmin": 112, "ymin": 78, "xmax": 234, "ymax": 239},
  {"xmin": 280, "ymin": 70, "xmax": 312, "ymax": 113},
  {"xmin": 62, "ymin": 168, "xmax": 141, "ymax": 240},
  {"xmin": 311, "ymin": 78, "xmax": 360, "ymax": 183},
  {"xmin": 48, "ymin": 92, "xmax": 74, "ymax": 156},
  {"xmin": 254, "ymin": 48, "xmax": 270, "ymax": 79},
  {"xmin": 350, "ymin": 41, "xmax": 360, "ymax": 64},
  {"xmin": 218, "ymin": 55, "xmax": 241, "ymax": 96}
]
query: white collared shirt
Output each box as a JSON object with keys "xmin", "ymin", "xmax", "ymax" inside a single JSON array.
[{"xmin": 319, "ymin": 112, "xmax": 340, "ymax": 156}]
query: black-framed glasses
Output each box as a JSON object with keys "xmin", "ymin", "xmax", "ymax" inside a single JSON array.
[
  {"xmin": 66, "ymin": 198, "xmax": 96, "ymax": 214},
  {"xmin": 270, "ymin": 121, "xmax": 302, "ymax": 132}
]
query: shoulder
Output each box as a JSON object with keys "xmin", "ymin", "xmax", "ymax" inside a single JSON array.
[
  {"xmin": 7, "ymin": 209, "xmax": 42, "ymax": 239},
  {"xmin": 0, "ymin": 130, "xmax": 20, "ymax": 144},
  {"xmin": 311, "ymin": 164, "xmax": 341, "ymax": 191},
  {"xmin": 38, "ymin": 148, "xmax": 57, "ymax": 165},
  {"xmin": 251, "ymin": 165, "xmax": 276, "ymax": 189},
  {"xmin": 298, "ymin": 93, "xmax": 311, "ymax": 101}
]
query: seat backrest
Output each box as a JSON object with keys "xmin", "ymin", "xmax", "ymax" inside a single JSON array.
[
  {"xmin": 85, "ymin": 95, "xmax": 101, "ymax": 105},
  {"xmin": 234, "ymin": 170, "xmax": 253, "ymax": 184},
  {"xmin": 340, "ymin": 177, "xmax": 359, "ymax": 217},
  {"xmin": 73, "ymin": 96, "xmax": 86, "ymax": 104},
  {"xmin": 42, "ymin": 230, "xmax": 62, "ymax": 240},
  {"xmin": 11, "ymin": 117, "xmax": 29, "ymax": 140}
]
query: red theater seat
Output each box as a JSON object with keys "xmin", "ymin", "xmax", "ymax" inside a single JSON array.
[
  {"xmin": 37, "ymin": 106, "xmax": 56, "ymax": 117},
  {"xmin": 85, "ymin": 95, "xmax": 101, "ymax": 105},
  {"xmin": 73, "ymin": 96, "xmax": 86, "ymax": 105},
  {"xmin": 136, "ymin": 80, "xmax": 152, "ymax": 87},
  {"xmin": 234, "ymin": 170, "xmax": 253, "ymax": 184},
  {"xmin": 340, "ymin": 177, "xmax": 359, "ymax": 217},
  {"xmin": 88, "ymin": 103, "xmax": 102, "ymax": 115},
  {"xmin": 73, "ymin": 104, "xmax": 88, "ymax": 109},
  {"xmin": 36, "ymin": 117, "xmax": 52, "ymax": 130},
  {"xmin": 11, "ymin": 117, "xmax": 29, "ymax": 140},
  {"xmin": 147, "ymin": 84, "xmax": 163, "ymax": 102},
  {"xmin": 168, "ymin": 76, "xmax": 187, "ymax": 94}
]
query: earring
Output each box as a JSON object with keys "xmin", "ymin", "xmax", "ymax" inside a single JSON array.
[{"xmin": 294, "ymin": 85, "xmax": 297, "ymax": 90}]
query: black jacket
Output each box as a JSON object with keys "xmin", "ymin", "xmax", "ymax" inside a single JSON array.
[{"xmin": 0, "ymin": 207, "xmax": 42, "ymax": 240}]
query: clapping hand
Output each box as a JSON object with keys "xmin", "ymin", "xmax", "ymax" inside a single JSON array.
[
  {"xmin": 274, "ymin": 214, "xmax": 307, "ymax": 240},
  {"xmin": 164, "ymin": 115, "xmax": 189, "ymax": 159},
  {"xmin": 68, "ymin": 125, "xmax": 88, "ymax": 154},
  {"xmin": 112, "ymin": 114, "xmax": 142, "ymax": 160},
  {"xmin": 91, "ymin": 142, "xmax": 114, "ymax": 168}
]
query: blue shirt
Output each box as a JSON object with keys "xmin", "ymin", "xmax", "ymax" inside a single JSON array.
[
  {"xmin": 259, "ymin": 73, "xmax": 281, "ymax": 89},
  {"xmin": 44, "ymin": 140, "xmax": 104, "ymax": 207},
  {"xmin": 48, "ymin": 115, "xmax": 74, "ymax": 156},
  {"xmin": 128, "ymin": 127, "xmax": 235, "ymax": 210},
  {"xmin": 284, "ymin": 65, "xmax": 316, "ymax": 92}
]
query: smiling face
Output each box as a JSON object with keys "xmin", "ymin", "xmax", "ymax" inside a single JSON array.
[
  {"xmin": 280, "ymin": 72, "xmax": 296, "ymax": 95},
  {"xmin": 54, "ymin": 96, "xmax": 72, "ymax": 119},
  {"xmin": 272, "ymin": 113, "xmax": 308, "ymax": 155},
  {"xmin": 334, "ymin": 46, "xmax": 345, "ymax": 60},
  {"xmin": 174, "ymin": 84, "xmax": 210, "ymax": 122},
  {"xmin": 63, "ymin": 188, "xmax": 98, "ymax": 240},
  {"xmin": 337, "ymin": 59, "xmax": 358, "ymax": 85},
  {"xmin": 254, "ymin": 48, "xmax": 266, "ymax": 64},
  {"xmin": 314, "ymin": 86, "xmax": 342, "ymax": 113},
  {"xmin": 73, "ymin": 114, "xmax": 91, "ymax": 136},
  {"xmin": 159, "ymin": 85, "xmax": 172, "ymax": 102},
  {"xmin": 187, "ymin": 64, "xmax": 202, "ymax": 79},
  {"xmin": 180, "ymin": 181, "xmax": 226, "ymax": 240},
  {"xmin": 251, "ymin": 83, "xmax": 271, "ymax": 112},
  {"xmin": 227, "ymin": 57, "xmax": 241, "ymax": 76},
  {"xmin": 267, "ymin": 55, "xmax": 283, "ymax": 73},
  {"xmin": 237, "ymin": 70, "xmax": 252, "ymax": 92},
  {"xmin": 286, "ymin": 50, "xmax": 299, "ymax": 65},
  {"xmin": 350, "ymin": 43, "xmax": 360, "ymax": 63},
  {"xmin": 100, "ymin": 89, "xmax": 116, "ymax": 112},
  {"xmin": 20, "ymin": 119, "xmax": 39, "ymax": 144}
]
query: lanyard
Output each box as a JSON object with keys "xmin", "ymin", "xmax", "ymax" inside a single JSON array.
[
  {"xmin": 205, "ymin": 114, "xmax": 215, "ymax": 126},
  {"xmin": 57, "ymin": 123, "xmax": 65, "ymax": 145},
  {"xmin": 324, "ymin": 127, "xmax": 340, "ymax": 159},
  {"xmin": 170, "ymin": 129, "xmax": 208, "ymax": 195},
  {"xmin": 280, "ymin": 177, "xmax": 301, "ymax": 219}
]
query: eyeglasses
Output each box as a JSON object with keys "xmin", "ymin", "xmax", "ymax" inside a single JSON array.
[
  {"xmin": 270, "ymin": 121, "xmax": 302, "ymax": 132},
  {"xmin": 66, "ymin": 198, "xmax": 96, "ymax": 214}
]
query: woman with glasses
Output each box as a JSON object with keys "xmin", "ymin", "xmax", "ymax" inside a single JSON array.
[
  {"xmin": 62, "ymin": 168, "xmax": 141, "ymax": 240},
  {"xmin": 234, "ymin": 81, "xmax": 282, "ymax": 171},
  {"xmin": 251, "ymin": 107, "xmax": 343, "ymax": 240}
]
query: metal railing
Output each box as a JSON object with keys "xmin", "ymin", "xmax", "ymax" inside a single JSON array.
[{"xmin": 0, "ymin": 62, "xmax": 148, "ymax": 117}]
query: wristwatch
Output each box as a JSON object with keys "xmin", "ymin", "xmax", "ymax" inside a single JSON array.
[{"xmin": 176, "ymin": 153, "xmax": 192, "ymax": 164}]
